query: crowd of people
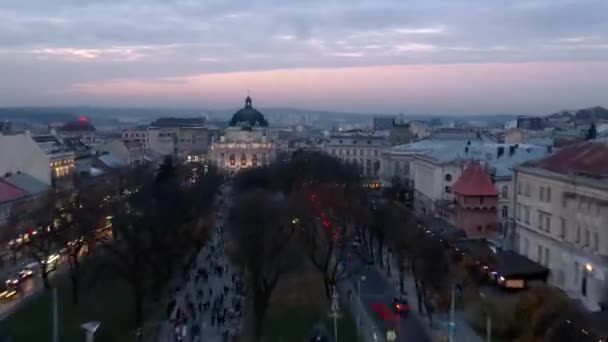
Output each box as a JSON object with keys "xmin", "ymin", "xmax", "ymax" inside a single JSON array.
[{"xmin": 163, "ymin": 186, "xmax": 245, "ymax": 342}]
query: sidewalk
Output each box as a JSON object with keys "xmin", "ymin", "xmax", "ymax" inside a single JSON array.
[{"xmin": 378, "ymin": 251, "xmax": 484, "ymax": 342}]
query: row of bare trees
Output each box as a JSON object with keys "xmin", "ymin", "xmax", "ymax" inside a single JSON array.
[
  {"xmin": 8, "ymin": 157, "xmax": 223, "ymax": 327},
  {"xmin": 227, "ymin": 150, "xmax": 368, "ymax": 342}
]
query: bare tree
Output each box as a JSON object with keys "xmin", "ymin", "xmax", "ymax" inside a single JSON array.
[
  {"xmin": 229, "ymin": 189, "xmax": 299, "ymax": 342},
  {"xmin": 56, "ymin": 186, "xmax": 108, "ymax": 304},
  {"xmin": 98, "ymin": 159, "xmax": 220, "ymax": 326},
  {"xmin": 292, "ymin": 184, "xmax": 361, "ymax": 299},
  {"xmin": 22, "ymin": 190, "xmax": 67, "ymax": 290}
]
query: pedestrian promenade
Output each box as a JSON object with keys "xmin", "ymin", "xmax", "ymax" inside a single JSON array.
[{"xmin": 158, "ymin": 186, "xmax": 245, "ymax": 342}]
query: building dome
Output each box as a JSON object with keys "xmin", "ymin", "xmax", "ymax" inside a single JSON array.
[
  {"xmin": 59, "ymin": 118, "xmax": 96, "ymax": 132},
  {"xmin": 228, "ymin": 96, "xmax": 269, "ymax": 127}
]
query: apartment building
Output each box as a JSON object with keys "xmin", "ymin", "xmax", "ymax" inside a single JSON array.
[
  {"xmin": 323, "ymin": 130, "xmax": 388, "ymax": 179},
  {"xmin": 513, "ymin": 141, "xmax": 608, "ymax": 311}
]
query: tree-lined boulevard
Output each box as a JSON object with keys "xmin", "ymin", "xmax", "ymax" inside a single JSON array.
[{"xmin": 0, "ymin": 150, "xmax": 600, "ymax": 342}]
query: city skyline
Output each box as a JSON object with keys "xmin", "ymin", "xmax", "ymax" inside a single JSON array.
[{"xmin": 1, "ymin": 0, "xmax": 608, "ymax": 114}]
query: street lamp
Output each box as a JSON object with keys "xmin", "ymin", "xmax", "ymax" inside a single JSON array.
[
  {"xmin": 357, "ymin": 276, "xmax": 366, "ymax": 338},
  {"xmin": 81, "ymin": 321, "xmax": 101, "ymax": 342},
  {"xmin": 479, "ymin": 292, "xmax": 492, "ymax": 342},
  {"xmin": 329, "ymin": 287, "xmax": 340, "ymax": 342}
]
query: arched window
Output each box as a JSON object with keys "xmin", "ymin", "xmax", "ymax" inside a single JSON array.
[
  {"xmin": 445, "ymin": 173, "xmax": 452, "ymax": 182},
  {"xmin": 240, "ymin": 154, "xmax": 247, "ymax": 166},
  {"xmin": 252, "ymin": 154, "xmax": 258, "ymax": 166},
  {"xmin": 229, "ymin": 154, "xmax": 235, "ymax": 166}
]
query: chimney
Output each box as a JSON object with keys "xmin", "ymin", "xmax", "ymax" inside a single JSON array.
[{"xmin": 497, "ymin": 146, "xmax": 504, "ymax": 158}]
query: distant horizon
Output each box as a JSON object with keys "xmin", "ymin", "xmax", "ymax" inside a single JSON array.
[{"xmin": 0, "ymin": 101, "xmax": 605, "ymax": 119}]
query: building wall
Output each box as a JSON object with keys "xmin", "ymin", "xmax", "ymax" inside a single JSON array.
[
  {"xmin": 378, "ymin": 152, "xmax": 414, "ymax": 185},
  {"xmin": 495, "ymin": 177, "xmax": 514, "ymax": 238},
  {"xmin": 455, "ymin": 194, "xmax": 499, "ymax": 238},
  {"xmin": 514, "ymin": 168, "xmax": 608, "ymax": 311},
  {"xmin": 323, "ymin": 134, "xmax": 385, "ymax": 179},
  {"xmin": 178, "ymin": 127, "xmax": 210, "ymax": 158},
  {"xmin": 412, "ymin": 157, "xmax": 463, "ymax": 214},
  {"xmin": 59, "ymin": 131, "xmax": 96, "ymax": 145},
  {"xmin": 0, "ymin": 134, "xmax": 51, "ymax": 185}
]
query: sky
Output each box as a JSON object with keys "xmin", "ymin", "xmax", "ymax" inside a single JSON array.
[{"xmin": 1, "ymin": 0, "xmax": 607, "ymax": 114}]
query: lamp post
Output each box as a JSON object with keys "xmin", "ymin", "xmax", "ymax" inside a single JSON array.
[
  {"xmin": 81, "ymin": 321, "xmax": 101, "ymax": 342},
  {"xmin": 329, "ymin": 287, "xmax": 340, "ymax": 342},
  {"xmin": 480, "ymin": 292, "xmax": 491, "ymax": 342},
  {"xmin": 448, "ymin": 286, "xmax": 456, "ymax": 342},
  {"xmin": 52, "ymin": 287, "xmax": 59, "ymax": 342},
  {"xmin": 357, "ymin": 275, "xmax": 366, "ymax": 338}
]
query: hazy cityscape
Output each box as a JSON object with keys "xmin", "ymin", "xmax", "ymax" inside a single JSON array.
[{"xmin": 1, "ymin": 1, "xmax": 608, "ymax": 342}]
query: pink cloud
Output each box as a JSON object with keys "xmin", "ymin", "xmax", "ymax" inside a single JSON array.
[{"xmin": 64, "ymin": 62, "xmax": 608, "ymax": 114}]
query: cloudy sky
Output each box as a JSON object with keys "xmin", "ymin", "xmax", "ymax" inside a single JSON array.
[{"xmin": 1, "ymin": 0, "xmax": 607, "ymax": 114}]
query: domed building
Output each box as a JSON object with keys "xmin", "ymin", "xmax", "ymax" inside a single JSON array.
[{"xmin": 210, "ymin": 97, "xmax": 276, "ymax": 174}]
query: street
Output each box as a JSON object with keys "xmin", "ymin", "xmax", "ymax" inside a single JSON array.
[{"xmin": 348, "ymin": 257, "xmax": 432, "ymax": 342}]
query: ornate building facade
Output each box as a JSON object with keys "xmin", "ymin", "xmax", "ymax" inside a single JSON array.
[{"xmin": 210, "ymin": 97, "xmax": 276, "ymax": 174}]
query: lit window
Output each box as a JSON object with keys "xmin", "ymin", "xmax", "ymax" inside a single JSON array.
[{"xmin": 229, "ymin": 154, "xmax": 235, "ymax": 166}]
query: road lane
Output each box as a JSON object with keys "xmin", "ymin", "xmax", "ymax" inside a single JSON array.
[{"xmin": 348, "ymin": 258, "xmax": 432, "ymax": 342}]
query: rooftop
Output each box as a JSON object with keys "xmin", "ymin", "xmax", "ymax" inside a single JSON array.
[
  {"xmin": 394, "ymin": 139, "xmax": 550, "ymax": 177},
  {"xmin": 452, "ymin": 161, "xmax": 499, "ymax": 196},
  {"xmin": 453, "ymin": 239, "xmax": 549, "ymax": 279},
  {"xmin": 151, "ymin": 117, "xmax": 206, "ymax": 127},
  {"xmin": 62, "ymin": 137, "xmax": 91, "ymax": 152},
  {"xmin": 3, "ymin": 173, "xmax": 50, "ymax": 196},
  {"xmin": 228, "ymin": 96, "xmax": 268, "ymax": 128},
  {"xmin": 59, "ymin": 118, "xmax": 96, "ymax": 132},
  {"xmin": 523, "ymin": 141, "xmax": 608, "ymax": 177},
  {"xmin": 0, "ymin": 178, "xmax": 27, "ymax": 204}
]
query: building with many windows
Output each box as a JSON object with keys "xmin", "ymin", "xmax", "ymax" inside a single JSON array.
[
  {"xmin": 57, "ymin": 117, "xmax": 97, "ymax": 145},
  {"xmin": 210, "ymin": 97, "xmax": 276, "ymax": 174},
  {"xmin": 513, "ymin": 141, "xmax": 608, "ymax": 311},
  {"xmin": 380, "ymin": 139, "xmax": 549, "ymax": 237},
  {"xmin": 323, "ymin": 130, "xmax": 387, "ymax": 180},
  {"xmin": 32, "ymin": 134, "xmax": 76, "ymax": 186},
  {"xmin": 122, "ymin": 117, "xmax": 215, "ymax": 162}
]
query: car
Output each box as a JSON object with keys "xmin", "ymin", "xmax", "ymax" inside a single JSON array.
[
  {"xmin": 0, "ymin": 288, "xmax": 17, "ymax": 300},
  {"xmin": 0, "ymin": 282, "xmax": 18, "ymax": 300},
  {"xmin": 392, "ymin": 294, "xmax": 411, "ymax": 318},
  {"xmin": 5, "ymin": 276, "xmax": 19, "ymax": 287},
  {"xmin": 18, "ymin": 268, "xmax": 34, "ymax": 279}
]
